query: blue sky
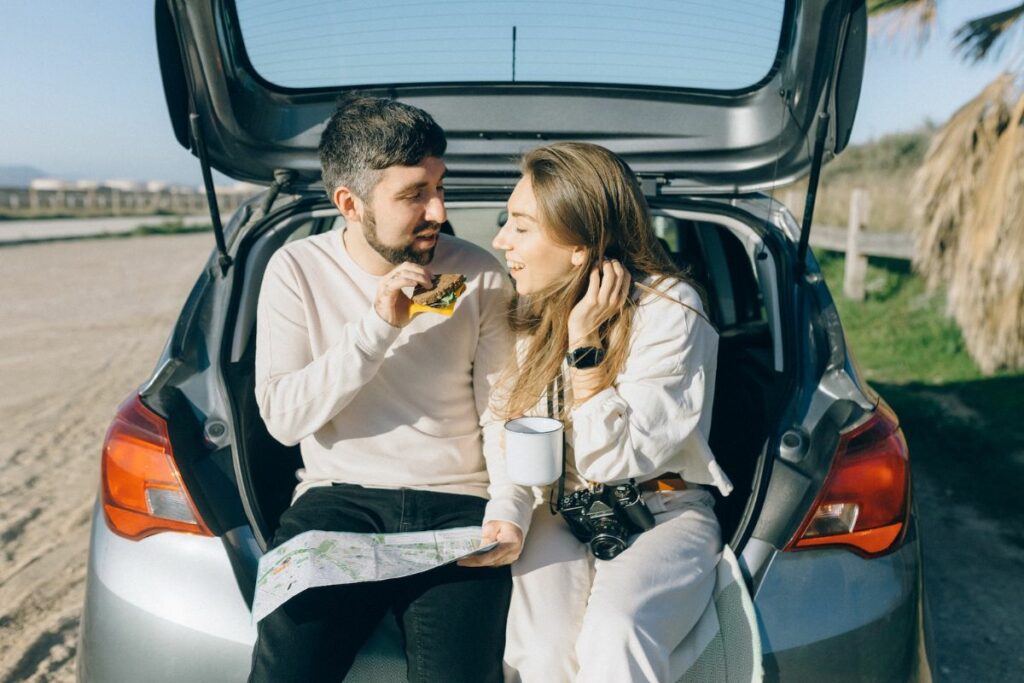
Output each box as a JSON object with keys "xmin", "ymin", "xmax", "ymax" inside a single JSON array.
[{"xmin": 0, "ymin": 1, "xmax": 1013, "ymax": 186}]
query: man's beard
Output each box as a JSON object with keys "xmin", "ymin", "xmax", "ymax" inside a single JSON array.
[{"xmin": 362, "ymin": 205, "xmax": 438, "ymax": 266}]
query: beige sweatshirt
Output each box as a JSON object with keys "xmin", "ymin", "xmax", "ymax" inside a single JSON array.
[{"xmin": 254, "ymin": 228, "xmax": 535, "ymax": 531}]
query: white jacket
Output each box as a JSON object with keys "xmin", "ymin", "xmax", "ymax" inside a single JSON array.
[
  {"xmin": 520, "ymin": 277, "xmax": 734, "ymax": 534},
  {"xmin": 570, "ymin": 277, "xmax": 734, "ymax": 494}
]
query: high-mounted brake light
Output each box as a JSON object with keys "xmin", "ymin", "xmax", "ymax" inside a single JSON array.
[
  {"xmin": 101, "ymin": 395, "xmax": 212, "ymax": 540},
  {"xmin": 786, "ymin": 401, "xmax": 909, "ymax": 558}
]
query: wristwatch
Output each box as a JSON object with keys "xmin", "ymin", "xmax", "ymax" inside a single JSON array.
[{"xmin": 565, "ymin": 346, "xmax": 606, "ymax": 369}]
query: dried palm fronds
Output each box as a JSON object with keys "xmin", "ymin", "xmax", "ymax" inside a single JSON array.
[
  {"xmin": 868, "ymin": 1, "xmax": 1024, "ymax": 62},
  {"xmin": 868, "ymin": 0, "xmax": 937, "ymax": 43},
  {"xmin": 912, "ymin": 74, "xmax": 1024, "ymax": 372},
  {"xmin": 954, "ymin": 3, "xmax": 1024, "ymax": 63}
]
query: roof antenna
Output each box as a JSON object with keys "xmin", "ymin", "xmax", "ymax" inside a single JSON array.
[{"xmin": 512, "ymin": 26, "xmax": 517, "ymax": 82}]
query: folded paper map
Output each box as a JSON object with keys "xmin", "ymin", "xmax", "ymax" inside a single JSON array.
[{"xmin": 252, "ymin": 526, "xmax": 496, "ymax": 622}]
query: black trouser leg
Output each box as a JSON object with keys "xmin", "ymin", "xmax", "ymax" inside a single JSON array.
[
  {"xmin": 248, "ymin": 486, "xmax": 389, "ymax": 683},
  {"xmin": 249, "ymin": 580, "xmax": 391, "ymax": 682},
  {"xmin": 390, "ymin": 485, "xmax": 511, "ymax": 683},
  {"xmin": 398, "ymin": 561, "xmax": 511, "ymax": 683},
  {"xmin": 247, "ymin": 485, "xmax": 511, "ymax": 683}
]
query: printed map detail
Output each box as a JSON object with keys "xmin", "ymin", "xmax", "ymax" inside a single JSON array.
[{"xmin": 252, "ymin": 526, "xmax": 496, "ymax": 622}]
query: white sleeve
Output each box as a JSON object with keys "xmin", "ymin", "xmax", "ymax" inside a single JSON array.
[
  {"xmin": 475, "ymin": 269, "xmax": 537, "ymax": 534},
  {"xmin": 570, "ymin": 291, "xmax": 716, "ymax": 483},
  {"xmin": 254, "ymin": 252, "xmax": 400, "ymax": 446}
]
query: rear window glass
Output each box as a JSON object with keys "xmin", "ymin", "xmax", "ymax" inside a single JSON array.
[{"xmin": 234, "ymin": 0, "xmax": 786, "ymax": 91}]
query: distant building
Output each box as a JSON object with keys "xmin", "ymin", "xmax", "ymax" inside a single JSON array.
[
  {"xmin": 102, "ymin": 179, "xmax": 145, "ymax": 192},
  {"xmin": 3, "ymin": 176, "xmax": 260, "ymax": 215},
  {"xmin": 29, "ymin": 178, "xmax": 70, "ymax": 190}
]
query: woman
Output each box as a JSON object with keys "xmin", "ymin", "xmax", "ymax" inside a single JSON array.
[{"xmin": 491, "ymin": 142, "xmax": 734, "ymax": 682}]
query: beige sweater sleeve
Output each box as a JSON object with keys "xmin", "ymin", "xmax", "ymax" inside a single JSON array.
[
  {"xmin": 475, "ymin": 269, "xmax": 537, "ymax": 533},
  {"xmin": 254, "ymin": 250, "xmax": 400, "ymax": 447}
]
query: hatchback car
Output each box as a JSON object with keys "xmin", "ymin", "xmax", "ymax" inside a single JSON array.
[{"xmin": 77, "ymin": 0, "xmax": 932, "ymax": 680}]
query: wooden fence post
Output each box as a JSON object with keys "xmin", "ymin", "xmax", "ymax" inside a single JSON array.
[{"xmin": 843, "ymin": 188, "xmax": 870, "ymax": 301}]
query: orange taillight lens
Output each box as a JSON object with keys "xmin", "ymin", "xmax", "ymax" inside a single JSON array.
[
  {"xmin": 786, "ymin": 401, "xmax": 909, "ymax": 558},
  {"xmin": 101, "ymin": 395, "xmax": 212, "ymax": 540}
]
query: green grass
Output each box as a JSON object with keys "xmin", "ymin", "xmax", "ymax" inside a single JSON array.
[
  {"xmin": 816, "ymin": 250, "xmax": 1024, "ymax": 529},
  {"xmin": 124, "ymin": 220, "xmax": 212, "ymax": 237},
  {"xmin": 0, "ymin": 208, "xmax": 187, "ymax": 221},
  {"xmin": 817, "ymin": 251, "xmax": 978, "ymax": 384}
]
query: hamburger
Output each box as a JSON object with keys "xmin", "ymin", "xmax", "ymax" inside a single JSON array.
[{"xmin": 409, "ymin": 273, "xmax": 467, "ymax": 317}]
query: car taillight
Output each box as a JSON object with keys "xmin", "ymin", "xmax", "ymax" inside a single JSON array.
[
  {"xmin": 101, "ymin": 394, "xmax": 212, "ymax": 540},
  {"xmin": 786, "ymin": 400, "xmax": 909, "ymax": 558}
]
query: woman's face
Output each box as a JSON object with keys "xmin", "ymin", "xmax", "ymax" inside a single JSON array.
[{"xmin": 493, "ymin": 175, "xmax": 583, "ymax": 294}]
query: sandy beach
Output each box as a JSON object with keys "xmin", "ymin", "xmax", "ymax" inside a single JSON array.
[{"xmin": 0, "ymin": 234, "xmax": 211, "ymax": 682}]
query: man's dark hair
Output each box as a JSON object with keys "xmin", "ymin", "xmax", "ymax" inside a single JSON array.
[{"xmin": 318, "ymin": 95, "xmax": 447, "ymax": 200}]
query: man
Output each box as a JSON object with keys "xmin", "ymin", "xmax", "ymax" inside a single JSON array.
[{"xmin": 249, "ymin": 96, "xmax": 533, "ymax": 683}]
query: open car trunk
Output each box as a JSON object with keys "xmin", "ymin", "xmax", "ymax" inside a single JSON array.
[{"xmin": 221, "ymin": 195, "xmax": 787, "ymax": 553}]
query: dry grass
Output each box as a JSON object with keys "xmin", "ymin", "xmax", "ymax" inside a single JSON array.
[
  {"xmin": 779, "ymin": 173, "xmax": 916, "ymax": 232},
  {"xmin": 913, "ymin": 74, "xmax": 1024, "ymax": 373},
  {"xmin": 778, "ymin": 128, "xmax": 931, "ymax": 232}
]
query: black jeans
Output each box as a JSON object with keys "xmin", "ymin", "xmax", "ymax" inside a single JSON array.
[{"xmin": 248, "ymin": 484, "xmax": 510, "ymax": 683}]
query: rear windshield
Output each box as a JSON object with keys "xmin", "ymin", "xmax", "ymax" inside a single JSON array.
[{"xmin": 234, "ymin": 0, "xmax": 786, "ymax": 91}]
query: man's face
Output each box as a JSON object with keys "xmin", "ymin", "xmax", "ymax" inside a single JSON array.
[{"xmin": 359, "ymin": 156, "xmax": 447, "ymax": 266}]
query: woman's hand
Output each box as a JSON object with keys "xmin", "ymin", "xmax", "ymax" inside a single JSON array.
[
  {"xmin": 456, "ymin": 520, "xmax": 524, "ymax": 567},
  {"xmin": 567, "ymin": 259, "xmax": 632, "ymax": 348}
]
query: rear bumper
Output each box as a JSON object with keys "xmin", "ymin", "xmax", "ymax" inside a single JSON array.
[
  {"xmin": 78, "ymin": 498, "xmax": 932, "ymax": 682},
  {"xmin": 77, "ymin": 499, "xmax": 255, "ymax": 682},
  {"xmin": 753, "ymin": 516, "xmax": 932, "ymax": 682},
  {"xmin": 77, "ymin": 499, "xmax": 406, "ymax": 683}
]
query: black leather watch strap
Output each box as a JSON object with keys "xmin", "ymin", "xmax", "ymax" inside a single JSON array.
[{"xmin": 565, "ymin": 346, "xmax": 605, "ymax": 369}]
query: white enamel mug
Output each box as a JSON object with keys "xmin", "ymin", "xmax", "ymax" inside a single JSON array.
[{"xmin": 504, "ymin": 416, "xmax": 563, "ymax": 486}]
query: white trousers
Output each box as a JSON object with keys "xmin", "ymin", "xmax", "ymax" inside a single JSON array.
[{"xmin": 504, "ymin": 488, "xmax": 722, "ymax": 683}]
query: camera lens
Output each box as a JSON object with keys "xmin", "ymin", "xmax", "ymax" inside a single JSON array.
[
  {"xmin": 590, "ymin": 533, "xmax": 627, "ymax": 560},
  {"xmin": 589, "ymin": 517, "xmax": 627, "ymax": 560}
]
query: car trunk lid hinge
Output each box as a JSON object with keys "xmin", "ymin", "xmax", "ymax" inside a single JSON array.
[
  {"xmin": 264, "ymin": 169, "xmax": 297, "ymax": 212},
  {"xmin": 639, "ymin": 175, "xmax": 666, "ymax": 197},
  {"xmin": 795, "ymin": 1, "xmax": 856, "ymax": 278},
  {"xmin": 165, "ymin": 0, "xmax": 232, "ymax": 275},
  {"xmin": 256, "ymin": 169, "xmax": 298, "ymax": 223},
  {"xmin": 795, "ymin": 109, "xmax": 831, "ymax": 277},
  {"xmin": 188, "ymin": 113, "xmax": 232, "ymax": 275}
]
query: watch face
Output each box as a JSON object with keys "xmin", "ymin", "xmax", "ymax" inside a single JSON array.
[{"xmin": 567, "ymin": 346, "xmax": 604, "ymax": 368}]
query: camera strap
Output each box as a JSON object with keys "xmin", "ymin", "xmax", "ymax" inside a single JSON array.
[{"xmin": 547, "ymin": 371, "xmax": 568, "ymax": 515}]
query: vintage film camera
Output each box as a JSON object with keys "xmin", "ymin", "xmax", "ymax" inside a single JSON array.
[{"xmin": 557, "ymin": 480, "xmax": 655, "ymax": 560}]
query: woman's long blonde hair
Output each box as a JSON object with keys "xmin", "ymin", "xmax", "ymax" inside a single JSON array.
[{"xmin": 497, "ymin": 142, "xmax": 692, "ymax": 419}]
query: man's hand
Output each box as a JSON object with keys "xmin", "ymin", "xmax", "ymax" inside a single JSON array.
[
  {"xmin": 457, "ymin": 520, "xmax": 524, "ymax": 568},
  {"xmin": 374, "ymin": 262, "xmax": 434, "ymax": 328}
]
